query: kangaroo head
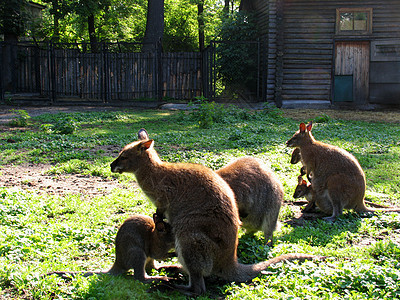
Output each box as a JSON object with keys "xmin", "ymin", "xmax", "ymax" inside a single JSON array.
[
  {"xmin": 290, "ymin": 148, "xmax": 301, "ymax": 164},
  {"xmin": 293, "ymin": 176, "xmax": 309, "ymax": 198},
  {"xmin": 110, "ymin": 129, "xmax": 154, "ymax": 174},
  {"xmin": 286, "ymin": 122, "xmax": 313, "ymax": 148}
]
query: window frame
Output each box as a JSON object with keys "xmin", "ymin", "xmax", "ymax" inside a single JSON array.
[{"xmin": 336, "ymin": 8, "xmax": 373, "ymax": 35}]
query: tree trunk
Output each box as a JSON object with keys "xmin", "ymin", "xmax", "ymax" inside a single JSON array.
[
  {"xmin": 197, "ymin": 1, "xmax": 204, "ymax": 52},
  {"xmin": 52, "ymin": 0, "xmax": 59, "ymax": 42},
  {"xmin": 223, "ymin": 0, "xmax": 229, "ymax": 15},
  {"xmin": 142, "ymin": 0, "xmax": 164, "ymax": 52},
  {"xmin": 87, "ymin": 14, "xmax": 98, "ymax": 52}
]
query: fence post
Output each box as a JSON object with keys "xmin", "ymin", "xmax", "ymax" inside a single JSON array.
[
  {"xmin": 156, "ymin": 40, "xmax": 163, "ymax": 103},
  {"xmin": 49, "ymin": 42, "xmax": 56, "ymax": 104}
]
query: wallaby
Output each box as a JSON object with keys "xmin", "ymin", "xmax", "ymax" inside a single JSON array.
[
  {"xmin": 287, "ymin": 122, "xmax": 400, "ymax": 221},
  {"xmin": 110, "ymin": 129, "xmax": 321, "ymax": 296},
  {"xmin": 48, "ymin": 213, "xmax": 177, "ymax": 282},
  {"xmin": 292, "ymin": 176, "xmax": 318, "ymax": 213},
  {"xmin": 216, "ymin": 157, "xmax": 283, "ymax": 245},
  {"xmin": 294, "ymin": 176, "xmax": 392, "ymax": 213}
]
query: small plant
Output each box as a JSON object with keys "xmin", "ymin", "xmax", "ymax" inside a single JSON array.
[
  {"xmin": 3, "ymin": 92, "xmax": 14, "ymax": 105},
  {"xmin": 8, "ymin": 109, "xmax": 31, "ymax": 127},
  {"xmin": 188, "ymin": 97, "xmax": 219, "ymax": 129},
  {"xmin": 314, "ymin": 114, "xmax": 331, "ymax": 123}
]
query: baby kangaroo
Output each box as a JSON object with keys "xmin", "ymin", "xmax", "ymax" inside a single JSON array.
[
  {"xmin": 48, "ymin": 213, "xmax": 176, "ymax": 282},
  {"xmin": 287, "ymin": 122, "xmax": 400, "ymax": 221},
  {"xmin": 107, "ymin": 213, "xmax": 176, "ymax": 282},
  {"xmin": 110, "ymin": 129, "xmax": 320, "ymax": 296},
  {"xmin": 216, "ymin": 157, "xmax": 283, "ymax": 245}
]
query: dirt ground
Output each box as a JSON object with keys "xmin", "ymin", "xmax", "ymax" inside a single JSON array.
[{"xmin": 1, "ymin": 105, "xmax": 399, "ymax": 200}]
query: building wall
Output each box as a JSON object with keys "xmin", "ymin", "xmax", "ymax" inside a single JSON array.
[{"xmin": 268, "ymin": 0, "xmax": 400, "ymax": 106}]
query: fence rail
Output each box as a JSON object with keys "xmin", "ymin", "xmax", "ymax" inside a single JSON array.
[{"xmin": 0, "ymin": 42, "xmax": 203, "ymax": 103}]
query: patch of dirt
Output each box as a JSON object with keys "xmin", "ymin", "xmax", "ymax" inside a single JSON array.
[
  {"xmin": 282, "ymin": 108, "xmax": 400, "ymax": 124},
  {"xmin": 1, "ymin": 104, "xmax": 399, "ymax": 199},
  {"xmin": 0, "ymin": 164, "xmax": 136, "ymax": 198}
]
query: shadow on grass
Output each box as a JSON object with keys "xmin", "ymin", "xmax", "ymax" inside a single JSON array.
[
  {"xmin": 279, "ymin": 210, "xmax": 365, "ymax": 248},
  {"xmin": 81, "ymin": 268, "xmax": 230, "ymax": 299}
]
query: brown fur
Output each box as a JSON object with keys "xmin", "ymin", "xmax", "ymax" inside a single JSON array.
[
  {"xmin": 107, "ymin": 214, "xmax": 176, "ymax": 281},
  {"xmin": 294, "ymin": 176, "xmax": 395, "ymax": 212},
  {"xmin": 48, "ymin": 214, "xmax": 176, "ymax": 282},
  {"xmin": 287, "ymin": 122, "xmax": 400, "ymax": 221},
  {"xmin": 110, "ymin": 129, "xmax": 320, "ymax": 295},
  {"xmin": 216, "ymin": 157, "xmax": 283, "ymax": 244}
]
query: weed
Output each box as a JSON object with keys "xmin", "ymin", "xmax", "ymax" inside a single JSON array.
[{"xmin": 8, "ymin": 109, "xmax": 31, "ymax": 127}]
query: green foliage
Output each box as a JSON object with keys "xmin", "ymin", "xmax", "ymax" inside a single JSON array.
[
  {"xmin": 188, "ymin": 97, "xmax": 226, "ymax": 128},
  {"xmin": 8, "ymin": 109, "xmax": 31, "ymax": 127},
  {"xmin": 0, "ymin": 0, "xmax": 29, "ymax": 37},
  {"xmin": 215, "ymin": 11, "xmax": 260, "ymax": 93}
]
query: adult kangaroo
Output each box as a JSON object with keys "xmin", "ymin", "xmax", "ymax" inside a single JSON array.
[
  {"xmin": 110, "ymin": 129, "xmax": 319, "ymax": 295},
  {"xmin": 287, "ymin": 122, "xmax": 400, "ymax": 221},
  {"xmin": 216, "ymin": 157, "xmax": 283, "ymax": 245}
]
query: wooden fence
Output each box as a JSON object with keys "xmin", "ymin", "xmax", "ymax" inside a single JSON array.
[{"xmin": 0, "ymin": 42, "xmax": 203, "ymax": 103}]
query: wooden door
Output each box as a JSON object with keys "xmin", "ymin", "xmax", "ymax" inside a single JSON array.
[{"xmin": 334, "ymin": 41, "xmax": 370, "ymax": 104}]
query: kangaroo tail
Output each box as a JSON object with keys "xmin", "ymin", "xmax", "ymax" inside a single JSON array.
[{"xmin": 224, "ymin": 253, "xmax": 322, "ymax": 282}]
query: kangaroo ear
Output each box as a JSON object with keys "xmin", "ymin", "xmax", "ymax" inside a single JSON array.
[
  {"xmin": 138, "ymin": 128, "xmax": 149, "ymax": 140},
  {"xmin": 299, "ymin": 123, "xmax": 306, "ymax": 132},
  {"xmin": 306, "ymin": 121, "xmax": 313, "ymax": 132},
  {"xmin": 140, "ymin": 139, "xmax": 154, "ymax": 151}
]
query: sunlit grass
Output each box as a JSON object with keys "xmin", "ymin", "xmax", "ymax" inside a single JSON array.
[{"xmin": 0, "ymin": 106, "xmax": 399, "ymax": 299}]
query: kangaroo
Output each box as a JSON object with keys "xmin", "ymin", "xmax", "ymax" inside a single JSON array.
[
  {"xmin": 292, "ymin": 176, "xmax": 319, "ymax": 213},
  {"xmin": 287, "ymin": 122, "xmax": 400, "ymax": 221},
  {"xmin": 48, "ymin": 213, "xmax": 177, "ymax": 282},
  {"xmin": 216, "ymin": 157, "xmax": 283, "ymax": 245},
  {"xmin": 110, "ymin": 129, "xmax": 320, "ymax": 296}
]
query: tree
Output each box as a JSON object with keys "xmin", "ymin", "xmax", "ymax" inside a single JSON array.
[
  {"xmin": 197, "ymin": 0, "xmax": 205, "ymax": 51},
  {"xmin": 142, "ymin": 0, "xmax": 164, "ymax": 51},
  {"xmin": 0, "ymin": 0, "xmax": 29, "ymax": 42}
]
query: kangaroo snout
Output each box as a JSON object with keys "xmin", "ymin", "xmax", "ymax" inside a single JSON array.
[{"xmin": 110, "ymin": 160, "xmax": 122, "ymax": 173}]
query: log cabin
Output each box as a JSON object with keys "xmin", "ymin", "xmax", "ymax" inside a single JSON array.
[{"xmin": 241, "ymin": 0, "xmax": 400, "ymax": 108}]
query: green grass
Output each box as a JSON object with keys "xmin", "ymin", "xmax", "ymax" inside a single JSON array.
[{"xmin": 0, "ymin": 105, "xmax": 400, "ymax": 299}]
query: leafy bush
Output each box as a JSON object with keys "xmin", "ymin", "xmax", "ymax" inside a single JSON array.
[{"xmin": 188, "ymin": 97, "xmax": 229, "ymax": 128}]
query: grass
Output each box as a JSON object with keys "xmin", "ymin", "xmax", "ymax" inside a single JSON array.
[{"xmin": 0, "ymin": 104, "xmax": 400, "ymax": 299}]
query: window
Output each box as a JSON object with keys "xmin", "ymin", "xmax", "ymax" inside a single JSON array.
[{"xmin": 336, "ymin": 8, "xmax": 372, "ymax": 35}]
